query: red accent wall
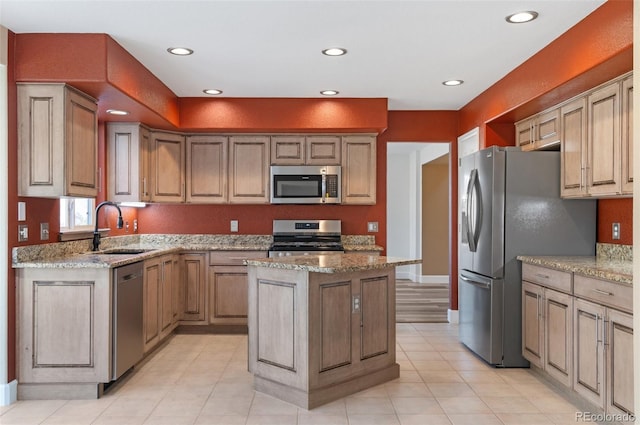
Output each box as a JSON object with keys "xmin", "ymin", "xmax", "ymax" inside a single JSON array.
[{"xmin": 597, "ymin": 198, "xmax": 633, "ymax": 245}]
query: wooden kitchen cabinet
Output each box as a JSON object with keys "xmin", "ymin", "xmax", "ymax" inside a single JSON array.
[
  {"xmin": 621, "ymin": 75, "xmax": 633, "ymax": 195},
  {"xmin": 606, "ymin": 308, "xmax": 634, "ymax": 416},
  {"xmin": 229, "ymin": 136, "xmax": 270, "ymax": 203},
  {"xmin": 150, "ymin": 131, "xmax": 185, "ymax": 202},
  {"xmin": 143, "ymin": 254, "xmax": 176, "ymax": 352},
  {"xmin": 521, "ymin": 265, "xmax": 573, "ymax": 387},
  {"xmin": 560, "ymin": 73, "xmax": 632, "ymax": 198},
  {"xmin": 180, "ymin": 252, "xmax": 207, "ymax": 323},
  {"xmin": 209, "ymin": 251, "xmax": 266, "ymax": 325},
  {"xmin": 271, "ymin": 135, "xmax": 341, "ymax": 165},
  {"xmin": 17, "ymin": 83, "xmax": 99, "ymax": 198},
  {"xmin": 107, "ymin": 123, "xmax": 151, "ymax": 203},
  {"xmin": 186, "ymin": 135, "xmax": 228, "ymax": 203},
  {"xmin": 515, "ymin": 108, "xmax": 560, "ymax": 151},
  {"xmin": 341, "ymin": 135, "xmax": 377, "ymax": 204}
]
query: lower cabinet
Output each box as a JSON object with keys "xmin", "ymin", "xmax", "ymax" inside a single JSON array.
[
  {"xmin": 143, "ymin": 254, "xmax": 177, "ymax": 353},
  {"xmin": 522, "ymin": 263, "xmax": 634, "ymax": 417},
  {"xmin": 209, "ymin": 251, "xmax": 267, "ymax": 325},
  {"xmin": 180, "ymin": 252, "xmax": 208, "ymax": 323},
  {"xmin": 573, "ymin": 298, "xmax": 634, "ymax": 415},
  {"xmin": 522, "ymin": 281, "xmax": 573, "ymax": 387}
]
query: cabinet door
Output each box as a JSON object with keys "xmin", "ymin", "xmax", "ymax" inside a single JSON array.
[
  {"xmin": 341, "ymin": 136, "xmax": 376, "ymax": 205},
  {"xmin": 535, "ymin": 108, "xmax": 560, "ymax": 148},
  {"xmin": 150, "ymin": 131, "xmax": 185, "ymax": 202},
  {"xmin": 271, "ymin": 136, "xmax": 305, "ymax": 165},
  {"xmin": 544, "ymin": 289, "xmax": 573, "ymax": 387},
  {"xmin": 229, "ymin": 136, "xmax": 270, "ymax": 203},
  {"xmin": 587, "ymin": 82, "xmax": 621, "ymax": 196},
  {"xmin": 521, "ymin": 282, "xmax": 544, "ymax": 368},
  {"xmin": 160, "ymin": 256, "xmax": 175, "ymax": 337},
  {"xmin": 360, "ymin": 276, "xmax": 391, "ymax": 360},
  {"xmin": 143, "ymin": 258, "xmax": 162, "ymax": 352},
  {"xmin": 606, "ymin": 309, "xmax": 634, "ymax": 416},
  {"xmin": 621, "ymin": 75, "xmax": 633, "ymax": 195},
  {"xmin": 186, "ymin": 135, "xmax": 228, "ymax": 203},
  {"xmin": 107, "ymin": 123, "xmax": 151, "ymax": 203},
  {"xmin": 209, "ymin": 266, "xmax": 249, "ymax": 325},
  {"xmin": 515, "ymin": 118, "xmax": 534, "ymax": 148},
  {"xmin": 65, "ymin": 88, "xmax": 99, "ymax": 197},
  {"xmin": 306, "ymin": 136, "xmax": 341, "ymax": 165},
  {"xmin": 180, "ymin": 253, "xmax": 207, "ymax": 322},
  {"xmin": 560, "ymin": 97, "xmax": 588, "ymax": 198},
  {"xmin": 573, "ymin": 298, "xmax": 606, "ymax": 409}
]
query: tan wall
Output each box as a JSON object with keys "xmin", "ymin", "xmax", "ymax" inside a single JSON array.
[{"xmin": 422, "ymin": 157, "xmax": 449, "ymax": 275}]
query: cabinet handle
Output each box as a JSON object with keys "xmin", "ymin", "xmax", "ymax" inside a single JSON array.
[
  {"xmin": 97, "ymin": 167, "xmax": 102, "ymax": 193},
  {"xmin": 537, "ymin": 293, "xmax": 542, "ymax": 319},
  {"xmin": 592, "ymin": 288, "xmax": 613, "ymax": 296},
  {"xmin": 603, "ymin": 318, "xmax": 609, "ymax": 347},
  {"xmin": 535, "ymin": 273, "xmax": 550, "ymax": 280},
  {"xmin": 595, "ymin": 313, "xmax": 601, "ymax": 344},
  {"xmin": 143, "ymin": 177, "xmax": 148, "ymax": 197}
]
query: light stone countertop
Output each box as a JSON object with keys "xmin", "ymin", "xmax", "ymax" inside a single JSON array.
[
  {"xmin": 517, "ymin": 255, "xmax": 632, "ymax": 285},
  {"xmin": 245, "ymin": 253, "xmax": 419, "ymax": 273},
  {"xmin": 12, "ymin": 234, "xmax": 383, "ymax": 269}
]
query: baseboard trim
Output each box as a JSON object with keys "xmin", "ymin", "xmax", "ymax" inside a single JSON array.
[
  {"xmin": 447, "ymin": 309, "xmax": 459, "ymax": 324},
  {"xmin": 0, "ymin": 380, "xmax": 17, "ymax": 406}
]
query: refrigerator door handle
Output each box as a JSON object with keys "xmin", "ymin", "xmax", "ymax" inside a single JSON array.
[
  {"xmin": 460, "ymin": 275, "xmax": 491, "ymax": 289},
  {"xmin": 466, "ymin": 168, "xmax": 482, "ymax": 252}
]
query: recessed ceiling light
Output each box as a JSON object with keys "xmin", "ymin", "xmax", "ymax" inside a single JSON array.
[
  {"xmin": 442, "ymin": 80, "xmax": 464, "ymax": 86},
  {"xmin": 106, "ymin": 109, "xmax": 129, "ymax": 116},
  {"xmin": 322, "ymin": 47, "xmax": 347, "ymax": 56},
  {"xmin": 506, "ymin": 11, "xmax": 539, "ymax": 23},
  {"xmin": 167, "ymin": 47, "xmax": 194, "ymax": 56},
  {"xmin": 203, "ymin": 89, "xmax": 223, "ymax": 95},
  {"xmin": 320, "ymin": 90, "xmax": 339, "ymax": 96}
]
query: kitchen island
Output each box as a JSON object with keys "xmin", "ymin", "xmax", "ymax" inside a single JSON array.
[{"xmin": 245, "ymin": 253, "xmax": 420, "ymax": 409}]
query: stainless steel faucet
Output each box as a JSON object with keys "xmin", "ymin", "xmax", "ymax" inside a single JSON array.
[{"xmin": 92, "ymin": 201, "xmax": 124, "ymax": 251}]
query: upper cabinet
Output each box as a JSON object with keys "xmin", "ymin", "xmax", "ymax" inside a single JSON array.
[
  {"xmin": 561, "ymin": 75, "xmax": 631, "ymax": 198},
  {"xmin": 271, "ymin": 135, "xmax": 341, "ymax": 165},
  {"xmin": 341, "ymin": 135, "xmax": 376, "ymax": 205},
  {"xmin": 515, "ymin": 108, "xmax": 560, "ymax": 151},
  {"xmin": 229, "ymin": 136, "xmax": 270, "ymax": 204},
  {"xmin": 106, "ymin": 123, "xmax": 151, "ymax": 203},
  {"xmin": 186, "ymin": 135, "xmax": 228, "ymax": 203},
  {"xmin": 18, "ymin": 83, "xmax": 98, "ymax": 198},
  {"xmin": 150, "ymin": 131, "xmax": 186, "ymax": 203}
]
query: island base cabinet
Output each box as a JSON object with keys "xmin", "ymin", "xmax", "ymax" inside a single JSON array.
[
  {"xmin": 16, "ymin": 268, "xmax": 111, "ymax": 399},
  {"xmin": 573, "ymin": 298, "xmax": 606, "ymax": 409},
  {"xmin": 606, "ymin": 309, "xmax": 634, "ymax": 416},
  {"xmin": 248, "ymin": 266, "xmax": 398, "ymax": 409}
]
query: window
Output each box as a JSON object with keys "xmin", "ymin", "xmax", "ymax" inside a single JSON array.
[{"xmin": 60, "ymin": 197, "xmax": 95, "ymax": 231}]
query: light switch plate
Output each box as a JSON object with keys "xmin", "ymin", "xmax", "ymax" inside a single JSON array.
[
  {"xmin": 230, "ymin": 220, "xmax": 239, "ymax": 232},
  {"xmin": 367, "ymin": 222, "xmax": 379, "ymax": 232},
  {"xmin": 18, "ymin": 225, "xmax": 28, "ymax": 242},
  {"xmin": 40, "ymin": 223, "xmax": 49, "ymax": 240},
  {"xmin": 612, "ymin": 222, "xmax": 621, "ymax": 240}
]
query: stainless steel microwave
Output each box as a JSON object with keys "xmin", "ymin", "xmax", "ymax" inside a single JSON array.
[{"xmin": 270, "ymin": 165, "xmax": 341, "ymax": 204}]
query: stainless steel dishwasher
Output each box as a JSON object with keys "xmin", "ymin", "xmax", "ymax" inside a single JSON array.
[{"xmin": 112, "ymin": 262, "xmax": 144, "ymax": 380}]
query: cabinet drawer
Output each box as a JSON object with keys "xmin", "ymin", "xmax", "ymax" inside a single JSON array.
[
  {"xmin": 574, "ymin": 275, "xmax": 632, "ymax": 313},
  {"xmin": 522, "ymin": 263, "xmax": 572, "ymax": 293},
  {"xmin": 209, "ymin": 251, "xmax": 266, "ymax": 266}
]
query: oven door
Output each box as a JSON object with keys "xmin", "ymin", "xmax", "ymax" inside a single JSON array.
[{"xmin": 270, "ymin": 165, "xmax": 341, "ymax": 204}]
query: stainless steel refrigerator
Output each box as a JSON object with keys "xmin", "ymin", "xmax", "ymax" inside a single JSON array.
[{"xmin": 458, "ymin": 146, "xmax": 596, "ymax": 367}]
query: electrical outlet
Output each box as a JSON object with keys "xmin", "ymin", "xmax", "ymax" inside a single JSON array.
[
  {"xmin": 367, "ymin": 222, "xmax": 379, "ymax": 232},
  {"xmin": 612, "ymin": 222, "xmax": 621, "ymax": 240},
  {"xmin": 40, "ymin": 223, "xmax": 49, "ymax": 240},
  {"xmin": 230, "ymin": 220, "xmax": 239, "ymax": 232},
  {"xmin": 18, "ymin": 225, "xmax": 28, "ymax": 242},
  {"xmin": 133, "ymin": 219, "xmax": 138, "ymax": 233}
]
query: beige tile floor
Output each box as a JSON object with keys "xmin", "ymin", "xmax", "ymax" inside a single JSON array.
[{"xmin": 0, "ymin": 323, "xmax": 587, "ymax": 425}]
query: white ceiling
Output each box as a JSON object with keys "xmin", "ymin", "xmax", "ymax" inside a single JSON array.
[{"xmin": 0, "ymin": 0, "xmax": 606, "ymax": 110}]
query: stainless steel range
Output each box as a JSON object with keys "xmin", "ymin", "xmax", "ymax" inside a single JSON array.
[{"xmin": 268, "ymin": 219, "xmax": 344, "ymax": 258}]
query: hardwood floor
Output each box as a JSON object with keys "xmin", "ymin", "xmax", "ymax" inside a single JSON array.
[{"xmin": 396, "ymin": 279, "xmax": 449, "ymax": 323}]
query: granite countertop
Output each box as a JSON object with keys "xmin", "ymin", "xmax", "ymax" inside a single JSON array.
[
  {"xmin": 12, "ymin": 233, "xmax": 383, "ymax": 269},
  {"xmin": 245, "ymin": 253, "xmax": 419, "ymax": 273},
  {"xmin": 517, "ymin": 255, "xmax": 632, "ymax": 285}
]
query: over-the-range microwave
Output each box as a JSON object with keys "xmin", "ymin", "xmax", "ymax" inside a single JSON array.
[{"xmin": 270, "ymin": 165, "xmax": 341, "ymax": 204}]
